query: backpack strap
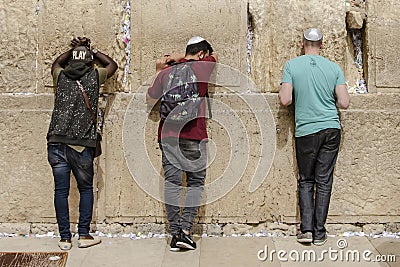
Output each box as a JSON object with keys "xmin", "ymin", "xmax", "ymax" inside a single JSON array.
[
  {"xmin": 76, "ymin": 80, "xmax": 97, "ymax": 125},
  {"xmin": 205, "ymin": 90, "xmax": 212, "ymax": 119}
]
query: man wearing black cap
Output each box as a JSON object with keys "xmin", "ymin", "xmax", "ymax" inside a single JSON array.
[
  {"xmin": 47, "ymin": 37, "xmax": 117, "ymax": 250},
  {"xmin": 279, "ymin": 28, "xmax": 350, "ymax": 246},
  {"xmin": 147, "ymin": 36, "xmax": 217, "ymax": 251}
]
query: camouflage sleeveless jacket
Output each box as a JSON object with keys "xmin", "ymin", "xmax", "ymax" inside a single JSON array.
[{"xmin": 47, "ymin": 69, "xmax": 99, "ymax": 147}]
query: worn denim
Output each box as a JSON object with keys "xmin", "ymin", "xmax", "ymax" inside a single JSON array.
[
  {"xmin": 160, "ymin": 138, "xmax": 207, "ymax": 236},
  {"xmin": 47, "ymin": 143, "xmax": 94, "ymax": 240},
  {"xmin": 295, "ymin": 128, "xmax": 341, "ymax": 240}
]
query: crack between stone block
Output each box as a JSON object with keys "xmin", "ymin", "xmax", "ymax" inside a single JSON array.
[
  {"xmin": 35, "ymin": 0, "xmax": 40, "ymax": 94},
  {"xmin": 121, "ymin": 0, "xmax": 131, "ymax": 86},
  {"xmin": 247, "ymin": 2, "xmax": 254, "ymax": 75}
]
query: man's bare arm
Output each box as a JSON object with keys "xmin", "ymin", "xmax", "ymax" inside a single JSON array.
[
  {"xmin": 94, "ymin": 51, "xmax": 118, "ymax": 77},
  {"xmin": 279, "ymin": 82, "xmax": 293, "ymax": 106},
  {"xmin": 335, "ymin": 84, "xmax": 350, "ymax": 109}
]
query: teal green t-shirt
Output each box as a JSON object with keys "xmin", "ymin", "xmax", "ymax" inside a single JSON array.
[{"xmin": 281, "ymin": 55, "xmax": 346, "ymax": 137}]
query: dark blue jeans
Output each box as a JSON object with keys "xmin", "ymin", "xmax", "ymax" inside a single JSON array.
[
  {"xmin": 160, "ymin": 138, "xmax": 207, "ymax": 236},
  {"xmin": 295, "ymin": 128, "xmax": 341, "ymax": 240},
  {"xmin": 47, "ymin": 143, "xmax": 94, "ymax": 240}
]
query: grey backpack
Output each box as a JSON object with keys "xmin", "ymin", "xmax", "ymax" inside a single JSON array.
[{"xmin": 160, "ymin": 61, "xmax": 202, "ymax": 124}]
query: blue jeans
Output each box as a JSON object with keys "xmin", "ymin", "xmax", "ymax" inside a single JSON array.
[
  {"xmin": 295, "ymin": 128, "xmax": 341, "ymax": 240},
  {"xmin": 47, "ymin": 143, "xmax": 94, "ymax": 240},
  {"xmin": 160, "ymin": 138, "xmax": 207, "ymax": 236}
]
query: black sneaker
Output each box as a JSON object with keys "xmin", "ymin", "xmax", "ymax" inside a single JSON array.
[
  {"xmin": 176, "ymin": 231, "xmax": 196, "ymax": 250},
  {"xmin": 169, "ymin": 235, "xmax": 180, "ymax": 252},
  {"xmin": 313, "ymin": 234, "xmax": 328, "ymax": 246}
]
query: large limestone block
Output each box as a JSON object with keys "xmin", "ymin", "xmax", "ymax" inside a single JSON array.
[
  {"xmin": 99, "ymin": 93, "xmax": 165, "ymax": 223},
  {"xmin": 38, "ymin": 0, "xmax": 124, "ymax": 93},
  {"xmin": 115, "ymin": 91, "xmax": 296, "ymax": 224},
  {"xmin": 0, "ymin": 94, "xmax": 60, "ymax": 222},
  {"xmin": 371, "ymin": 24, "xmax": 400, "ymax": 90},
  {"xmin": 248, "ymin": 0, "xmax": 347, "ymax": 93},
  {"xmin": 368, "ymin": 0, "xmax": 400, "ymax": 19},
  {"xmin": 366, "ymin": 0, "xmax": 400, "ymax": 92},
  {"xmin": 200, "ymin": 94, "xmax": 294, "ymax": 223},
  {"xmin": 0, "ymin": 0, "xmax": 39, "ymax": 93},
  {"xmin": 131, "ymin": 0, "xmax": 247, "ymax": 91},
  {"xmin": 330, "ymin": 94, "xmax": 400, "ymax": 221}
]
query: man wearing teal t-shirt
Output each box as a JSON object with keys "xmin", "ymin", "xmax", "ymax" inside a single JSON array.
[{"xmin": 279, "ymin": 28, "xmax": 350, "ymax": 246}]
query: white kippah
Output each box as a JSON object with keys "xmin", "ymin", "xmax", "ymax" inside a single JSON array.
[
  {"xmin": 187, "ymin": 36, "xmax": 205, "ymax": 45},
  {"xmin": 303, "ymin": 28, "xmax": 323, "ymax": 41}
]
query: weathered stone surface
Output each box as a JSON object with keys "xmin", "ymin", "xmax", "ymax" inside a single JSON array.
[
  {"xmin": 346, "ymin": 11, "xmax": 365, "ymax": 29},
  {"xmin": 0, "ymin": 223, "xmax": 30, "ymax": 235},
  {"xmin": 366, "ymin": 0, "xmax": 400, "ymax": 92},
  {"xmin": 0, "ymin": 0, "xmax": 39, "ymax": 93},
  {"xmin": 248, "ymin": 0, "xmax": 346, "ymax": 93},
  {"xmin": 385, "ymin": 223, "xmax": 400, "ymax": 233},
  {"xmin": 330, "ymin": 105, "xmax": 400, "ymax": 219},
  {"xmin": 0, "ymin": 91, "xmax": 399, "ymax": 228},
  {"xmin": 98, "ymin": 94, "xmax": 165, "ymax": 224},
  {"xmin": 206, "ymin": 224, "xmax": 222, "ymax": 236},
  {"xmin": 363, "ymin": 224, "xmax": 385, "ymax": 235},
  {"xmin": 131, "ymin": 0, "xmax": 247, "ymax": 91},
  {"xmin": 0, "ymin": 0, "xmax": 399, "ymax": 232},
  {"xmin": 223, "ymin": 224, "xmax": 253, "ymax": 235},
  {"xmin": 38, "ymin": 0, "xmax": 123, "ymax": 93},
  {"xmin": 326, "ymin": 224, "xmax": 363, "ymax": 234},
  {"xmin": 266, "ymin": 222, "xmax": 289, "ymax": 231},
  {"xmin": 30, "ymin": 224, "xmax": 58, "ymax": 235}
]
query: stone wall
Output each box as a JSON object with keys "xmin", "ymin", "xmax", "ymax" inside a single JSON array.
[{"xmin": 0, "ymin": 0, "xmax": 399, "ymax": 235}]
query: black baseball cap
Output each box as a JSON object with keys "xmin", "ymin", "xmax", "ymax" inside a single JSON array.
[{"xmin": 71, "ymin": 46, "xmax": 93, "ymax": 63}]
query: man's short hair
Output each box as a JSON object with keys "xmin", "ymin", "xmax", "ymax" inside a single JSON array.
[
  {"xmin": 185, "ymin": 40, "xmax": 213, "ymax": 56},
  {"xmin": 303, "ymin": 39, "xmax": 322, "ymax": 48}
]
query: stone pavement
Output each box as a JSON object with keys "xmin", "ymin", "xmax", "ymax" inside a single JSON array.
[{"xmin": 0, "ymin": 235, "xmax": 399, "ymax": 267}]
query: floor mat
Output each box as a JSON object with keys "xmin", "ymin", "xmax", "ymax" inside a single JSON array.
[{"xmin": 0, "ymin": 252, "xmax": 68, "ymax": 267}]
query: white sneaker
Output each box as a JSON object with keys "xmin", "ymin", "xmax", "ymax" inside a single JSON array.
[
  {"xmin": 78, "ymin": 235, "xmax": 101, "ymax": 248},
  {"xmin": 58, "ymin": 239, "xmax": 72, "ymax": 250}
]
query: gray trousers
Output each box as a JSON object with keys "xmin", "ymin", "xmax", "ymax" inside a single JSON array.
[{"xmin": 160, "ymin": 138, "xmax": 207, "ymax": 236}]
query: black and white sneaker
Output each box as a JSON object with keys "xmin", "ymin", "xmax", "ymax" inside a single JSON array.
[
  {"xmin": 313, "ymin": 234, "xmax": 328, "ymax": 246},
  {"xmin": 176, "ymin": 231, "xmax": 197, "ymax": 250},
  {"xmin": 297, "ymin": 232, "xmax": 313, "ymax": 243},
  {"xmin": 169, "ymin": 235, "xmax": 180, "ymax": 252}
]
